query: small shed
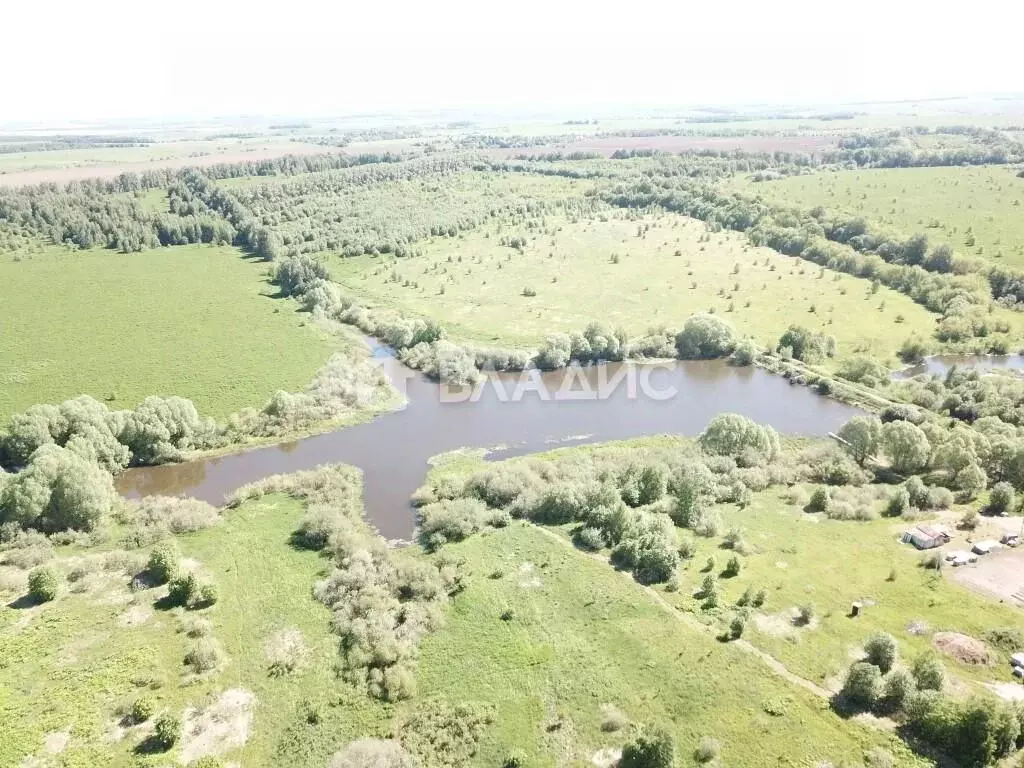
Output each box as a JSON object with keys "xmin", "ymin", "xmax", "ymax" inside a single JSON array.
[{"xmin": 902, "ymin": 526, "xmax": 949, "ymax": 550}]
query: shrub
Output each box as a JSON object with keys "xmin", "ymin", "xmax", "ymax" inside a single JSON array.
[
  {"xmin": 880, "ymin": 668, "xmax": 916, "ymax": 712},
  {"xmin": 599, "ymin": 703, "xmax": 629, "ymax": 732},
  {"xmin": 198, "ymin": 582, "xmax": 219, "ymax": 607},
  {"xmin": 807, "ymin": 487, "xmax": 830, "ymax": 513},
  {"xmin": 886, "ymin": 488, "xmax": 910, "ymax": 518},
  {"xmin": 796, "ymin": 603, "xmax": 815, "ymax": 626},
  {"xmin": 146, "ymin": 542, "xmax": 179, "ymax": 585},
  {"xmin": 699, "ymin": 413, "xmax": 779, "ymax": 461},
  {"xmin": 729, "ymin": 613, "xmax": 746, "ymax": 640},
  {"xmin": 904, "ymin": 476, "xmax": 930, "ymax": 509},
  {"xmin": 723, "ymin": 555, "xmax": 741, "ymax": 577},
  {"xmin": 864, "ymin": 747, "xmax": 895, "ymax": 768},
  {"xmin": 27, "ymin": 566, "xmax": 59, "ymax": 603},
  {"xmin": 959, "ymin": 508, "xmax": 980, "ymax": 530},
  {"xmin": 502, "ymin": 751, "xmax": 527, "ymax": 768},
  {"xmin": 842, "ymin": 662, "xmax": 881, "ymax": 708},
  {"xmin": 865, "ymin": 631, "xmax": 898, "ymax": 673},
  {"xmin": 184, "ymin": 637, "xmax": 225, "ymax": 673},
  {"xmin": 676, "ymin": 313, "xmax": 735, "ymax": 359},
  {"xmin": 621, "ymin": 728, "xmax": 677, "ymax": 768},
  {"xmin": 128, "ymin": 696, "xmax": 156, "ymax": 725},
  {"xmin": 167, "ymin": 572, "xmax": 200, "ymax": 607},
  {"xmin": 988, "ymin": 481, "xmax": 1015, "ymax": 514},
  {"xmin": 694, "ymin": 736, "xmax": 720, "ymax": 764},
  {"xmin": 151, "ymin": 714, "xmax": 180, "ymax": 751},
  {"xmin": 574, "ymin": 526, "xmax": 606, "ymax": 551},
  {"xmin": 882, "ymin": 421, "xmax": 931, "ymax": 474},
  {"xmin": 911, "ymin": 652, "xmax": 946, "ymax": 692},
  {"xmin": 265, "ymin": 628, "xmax": 310, "ymax": 675}
]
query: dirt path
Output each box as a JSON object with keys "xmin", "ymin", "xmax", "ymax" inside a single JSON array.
[{"xmin": 532, "ymin": 525, "xmax": 833, "ymax": 699}]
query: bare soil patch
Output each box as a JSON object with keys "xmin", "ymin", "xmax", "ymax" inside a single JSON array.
[
  {"xmin": 949, "ymin": 548, "xmax": 1024, "ymax": 605},
  {"xmin": 933, "ymin": 631, "xmax": 996, "ymax": 665},
  {"xmin": 42, "ymin": 728, "xmax": 71, "ymax": 754},
  {"xmin": 179, "ymin": 688, "xmax": 255, "ymax": 765},
  {"xmin": 0, "ymin": 144, "xmax": 343, "ymax": 188}
]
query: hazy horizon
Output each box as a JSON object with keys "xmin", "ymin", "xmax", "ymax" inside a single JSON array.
[{"xmin": 4, "ymin": 0, "xmax": 1023, "ymax": 124}]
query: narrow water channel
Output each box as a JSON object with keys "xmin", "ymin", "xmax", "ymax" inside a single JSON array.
[
  {"xmin": 117, "ymin": 342, "xmax": 862, "ymax": 539},
  {"xmin": 896, "ymin": 354, "xmax": 1024, "ymax": 379}
]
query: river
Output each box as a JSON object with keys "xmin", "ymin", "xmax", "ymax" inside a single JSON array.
[{"xmin": 117, "ymin": 343, "xmax": 862, "ymax": 539}]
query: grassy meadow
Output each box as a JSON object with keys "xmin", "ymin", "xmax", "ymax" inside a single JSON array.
[
  {"xmin": 331, "ymin": 211, "xmax": 940, "ymax": 366},
  {"xmin": 0, "ymin": 493, "xmax": 389, "ymax": 767},
  {"xmin": 733, "ymin": 166, "xmax": 1024, "ymax": 268},
  {"xmin": 0, "ymin": 244, "xmax": 335, "ymax": 421},
  {"xmin": 0, "ymin": 476, "xmax": 923, "ymax": 767}
]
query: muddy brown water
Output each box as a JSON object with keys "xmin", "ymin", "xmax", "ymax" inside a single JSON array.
[{"xmin": 117, "ymin": 342, "xmax": 861, "ymax": 540}]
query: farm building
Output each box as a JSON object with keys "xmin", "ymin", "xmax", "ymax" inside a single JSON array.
[{"xmin": 901, "ymin": 525, "xmax": 951, "ymax": 550}]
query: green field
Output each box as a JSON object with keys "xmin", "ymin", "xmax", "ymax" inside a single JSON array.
[
  {"xmin": 0, "ymin": 493, "xmax": 390, "ymax": 767},
  {"xmin": 332, "ymin": 211, "xmax": 940, "ymax": 366},
  {"xmin": 0, "ymin": 245, "xmax": 334, "ymax": 421},
  {"xmin": 425, "ymin": 441, "xmax": 1024, "ymax": 699},
  {"xmin": 0, "ymin": 471, "xmax": 918, "ymax": 767},
  {"xmin": 733, "ymin": 166, "xmax": 1024, "ymax": 268}
]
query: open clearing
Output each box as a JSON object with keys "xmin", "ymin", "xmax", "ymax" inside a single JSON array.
[
  {"xmin": 0, "ymin": 140, "xmax": 340, "ymax": 187},
  {"xmin": 732, "ymin": 166, "xmax": 1024, "ymax": 268},
  {"xmin": 332, "ymin": 211, "xmax": 939, "ymax": 366},
  {"xmin": 0, "ymin": 244, "xmax": 333, "ymax": 420}
]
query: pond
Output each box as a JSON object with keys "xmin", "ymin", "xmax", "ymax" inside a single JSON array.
[
  {"xmin": 117, "ymin": 342, "xmax": 862, "ymax": 539},
  {"xmin": 896, "ymin": 354, "xmax": 1024, "ymax": 379}
]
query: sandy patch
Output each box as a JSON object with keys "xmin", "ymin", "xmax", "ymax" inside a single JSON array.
[
  {"xmin": 775, "ymin": 561, "xmax": 788, "ymax": 569},
  {"xmin": 591, "ymin": 748, "xmax": 623, "ymax": 768},
  {"xmin": 180, "ymin": 558, "xmax": 201, "ymax": 573},
  {"xmin": 178, "ymin": 688, "xmax": 255, "ymax": 765},
  {"xmin": 933, "ymin": 632, "xmax": 995, "ymax": 665},
  {"xmin": 518, "ymin": 562, "xmax": 542, "ymax": 589},
  {"xmin": 754, "ymin": 612, "xmax": 798, "ymax": 640},
  {"xmin": 42, "ymin": 729, "xmax": 71, "ymax": 754},
  {"xmin": 118, "ymin": 605, "xmax": 153, "ymax": 627},
  {"xmin": 985, "ymin": 682, "xmax": 1024, "ymax": 701}
]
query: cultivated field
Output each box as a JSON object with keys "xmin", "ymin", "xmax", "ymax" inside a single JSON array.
[
  {"xmin": 734, "ymin": 166, "xmax": 1024, "ymax": 268},
  {"xmin": 0, "ymin": 245, "xmax": 334, "ymax": 420},
  {"xmin": 0, "ymin": 139, "xmax": 340, "ymax": 187},
  {"xmin": 331, "ymin": 211, "xmax": 939, "ymax": 366}
]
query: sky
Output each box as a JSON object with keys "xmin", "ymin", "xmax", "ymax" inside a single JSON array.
[{"xmin": 3, "ymin": 0, "xmax": 1023, "ymax": 124}]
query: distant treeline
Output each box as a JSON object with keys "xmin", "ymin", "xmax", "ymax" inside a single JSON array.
[{"xmin": 0, "ymin": 134, "xmax": 155, "ymax": 154}]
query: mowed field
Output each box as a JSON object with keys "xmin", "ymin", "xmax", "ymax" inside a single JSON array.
[
  {"xmin": 733, "ymin": 166, "xmax": 1024, "ymax": 268},
  {"xmin": 331, "ymin": 212, "xmax": 940, "ymax": 366},
  {"xmin": 0, "ymin": 245, "xmax": 334, "ymax": 421}
]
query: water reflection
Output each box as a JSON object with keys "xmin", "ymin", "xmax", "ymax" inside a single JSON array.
[
  {"xmin": 118, "ymin": 346, "xmax": 862, "ymax": 539},
  {"xmin": 896, "ymin": 355, "xmax": 1024, "ymax": 379}
]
